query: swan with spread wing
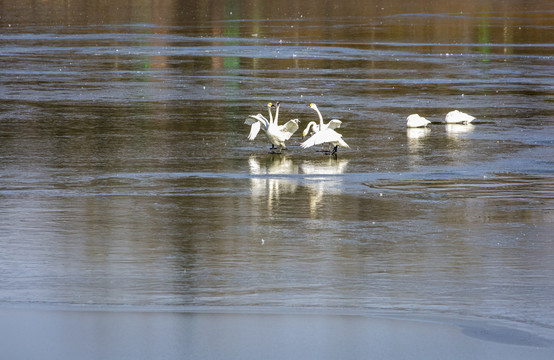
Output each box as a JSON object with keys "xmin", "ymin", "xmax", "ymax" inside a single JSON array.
[
  {"xmin": 245, "ymin": 102, "xmax": 299, "ymax": 153},
  {"xmin": 301, "ymin": 103, "xmax": 349, "ymax": 155}
]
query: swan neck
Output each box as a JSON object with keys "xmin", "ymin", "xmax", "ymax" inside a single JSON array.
[
  {"xmin": 315, "ymin": 107, "xmax": 324, "ymax": 128},
  {"xmin": 274, "ymin": 104, "xmax": 280, "ymax": 125},
  {"xmin": 268, "ymin": 106, "xmax": 273, "ymax": 125}
]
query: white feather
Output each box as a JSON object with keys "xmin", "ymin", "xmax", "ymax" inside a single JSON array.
[
  {"xmin": 406, "ymin": 114, "xmax": 431, "ymax": 128},
  {"xmin": 445, "ymin": 110, "xmax": 475, "ymax": 124},
  {"xmin": 302, "ymin": 103, "xmax": 349, "ymax": 152}
]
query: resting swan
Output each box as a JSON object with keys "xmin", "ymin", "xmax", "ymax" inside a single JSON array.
[
  {"xmin": 406, "ymin": 114, "xmax": 431, "ymax": 128},
  {"xmin": 445, "ymin": 110, "xmax": 475, "ymax": 124},
  {"xmin": 301, "ymin": 103, "xmax": 349, "ymax": 155}
]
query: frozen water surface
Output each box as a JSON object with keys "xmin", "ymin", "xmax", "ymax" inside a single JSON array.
[{"xmin": 0, "ymin": 0, "xmax": 553, "ymax": 358}]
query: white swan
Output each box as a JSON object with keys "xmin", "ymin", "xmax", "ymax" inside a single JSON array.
[
  {"xmin": 268, "ymin": 102, "xmax": 300, "ymax": 152},
  {"xmin": 301, "ymin": 103, "xmax": 349, "ymax": 155},
  {"xmin": 301, "ymin": 105, "xmax": 342, "ymax": 137},
  {"xmin": 406, "ymin": 114, "xmax": 431, "ymax": 128},
  {"xmin": 445, "ymin": 110, "xmax": 475, "ymax": 124},
  {"xmin": 245, "ymin": 102, "xmax": 299, "ymax": 153}
]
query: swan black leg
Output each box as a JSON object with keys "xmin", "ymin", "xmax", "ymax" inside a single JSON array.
[{"xmin": 268, "ymin": 145, "xmax": 283, "ymax": 154}]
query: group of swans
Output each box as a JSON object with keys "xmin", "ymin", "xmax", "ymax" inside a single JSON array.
[
  {"xmin": 406, "ymin": 110, "xmax": 476, "ymax": 128},
  {"xmin": 245, "ymin": 102, "xmax": 476, "ymax": 151},
  {"xmin": 245, "ymin": 102, "xmax": 349, "ymax": 155}
]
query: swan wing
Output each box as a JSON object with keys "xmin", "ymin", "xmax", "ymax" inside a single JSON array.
[
  {"xmin": 326, "ymin": 119, "xmax": 342, "ymax": 130},
  {"xmin": 279, "ymin": 119, "xmax": 300, "ymax": 140},
  {"xmin": 244, "ymin": 114, "xmax": 260, "ymax": 125},
  {"xmin": 247, "ymin": 121, "xmax": 262, "ymax": 140},
  {"xmin": 300, "ymin": 134, "xmax": 317, "ymax": 148},
  {"xmin": 301, "ymin": 128, "xmax": 343, "ymax": 148},
  {"xmin": 245, "ymin": 114, "xmax": 269, "ymax": 140},
  {"xmin": 459, "ymin": 112, "xmax": 476, "ymax": 123},
  {"xmin": 245, "ymin": 114, "xmax": 269, "ymax": 127},
  {"xmin": 334, "ymin": 136, "xmax": 350, "ymax": 149},
  {"xmin": 445, "ymin": 110, "xmax": 475, "ymax": 124}
]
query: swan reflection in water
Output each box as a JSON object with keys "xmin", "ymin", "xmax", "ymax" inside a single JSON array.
[
  {"xmin": 300, "ymin": 158, "xmax": 349, "ymax": 217},
  {"xmin": 248, "ymin": 155, "xmax": 299, "ymax": 210},
  {"xmin": 444, "ymin": 124, "xmax": 476, "ymax": 165},
  {"xmin": 407, "ymin": 127, "xmax": 431, "ymax": 150},
  {"xmin": 446, "ymin": 123, "xmax": 475, "ymax": 137},
  {"xmin": 406, "ymin": 127, "xmax": 431, "ymax": 168},
  {"xmin": 248, "ymin": 155, "xmax": 349, "ymax": 217}
]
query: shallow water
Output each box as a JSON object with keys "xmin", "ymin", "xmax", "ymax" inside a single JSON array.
[{"xmin": 1, "ymin": 0, "xmax": 554, "ymax": 351}]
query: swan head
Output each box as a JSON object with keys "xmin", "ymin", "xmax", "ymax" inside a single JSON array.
[
  {"xmin": 268, "ymin": 102, "xmax": 274, "ymax": 108},
  {"xmin": 302, "ymin": 121, "xmax": 317, "ymax": 138},
  {"xmin": 309, "ymin": 103, "xmax": 318, "ymax": 110},
  {"xmin": 302, "ymin": 123, "xmax": 311, "ymax": 137}
]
